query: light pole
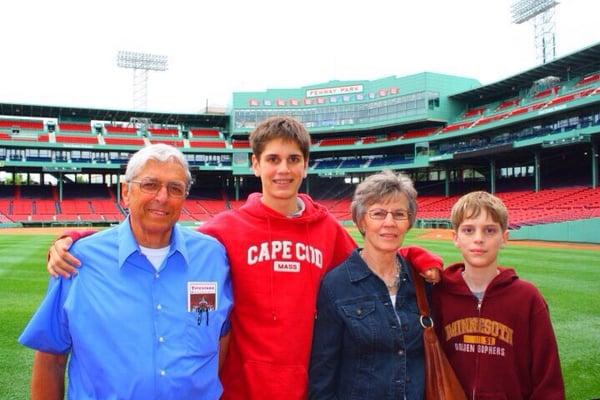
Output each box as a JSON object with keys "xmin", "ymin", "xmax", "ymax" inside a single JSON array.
[
  {"xmin": 117, "ymin": 51, "xmax": 168, "ymax": 110},
  {"xmin": 511, "ymin": 0, "xmax": 559, "ymax": 65}
]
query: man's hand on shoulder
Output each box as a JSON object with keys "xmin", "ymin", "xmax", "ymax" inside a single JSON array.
[
  {"xmin": 48, "ymin": 237, "xmax": 80, "ymax": 278},
  {"xmin": 420, "ymin": 268, "xmax": 441, "ymax": 284}
]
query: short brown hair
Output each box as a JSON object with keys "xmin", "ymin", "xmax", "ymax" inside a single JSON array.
[
  {"xmin": 249, "ymin": 116, "xmax": 311, "ymax": 161},
  {"xmin": 451, "ymin": 191, "xmax": 508, "ymax": 231},
  {"xmin": 351, "ymin": 170, "xmax": 418, "ymax": 232}
]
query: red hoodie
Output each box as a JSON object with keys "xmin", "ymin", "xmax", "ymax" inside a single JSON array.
[
  {"xmin": 199, "ymin": 193, "xmax": 355, "ymax": 399},
  {"xmin": 431, "ymin": 263, "xmax": 565, "ymax": 400},
  {"xmin": 200, "ymin": 193, "xmax": 442, "ymax": 400},
  {"xmin": 64, "ymin": 193, "xmax": 442, "ymax": 399}
]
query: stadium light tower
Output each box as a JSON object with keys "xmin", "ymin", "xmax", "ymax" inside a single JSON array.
[
  {"xmin": 117, "ymin": 51, "xmax": 168, "ymax": 110},
  {"xmin": 511, "ymin": 0, "xmax": 559, "ymax": 65}
]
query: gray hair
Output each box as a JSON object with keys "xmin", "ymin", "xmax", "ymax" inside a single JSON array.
[
  {"xmin": 124, "ymin": 144, "xmax": 192, "ymax": 185},
  {"xmin": 351, "ymin": 170, "xmax": 418, "ymax": 233}
]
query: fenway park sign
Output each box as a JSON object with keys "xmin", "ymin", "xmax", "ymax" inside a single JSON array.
[{"xmin": 306, "ymin": 84, "xmax": 363, "ymax": 98}]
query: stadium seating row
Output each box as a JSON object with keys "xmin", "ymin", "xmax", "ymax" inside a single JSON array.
[
  {"xmin": 0, "ymin": 134, "xmax": 228, "ymax": 149},
  {"xmin": 451, "ymin": 71, "xmax": 600, "ymax": 130},
  {"xmin": 0, "ymin": 197, "xmax": 233, "ymax": 224},
  {"xmin": 3, "ymin": 186, "xmax": 597, "ymax": 227},
  {"xmin": 0, "ymin": 121, "xmax": 221, "ymax": 138},
  {"xmin": 414, "ymin": 187, "xmax": 600, "ymax": 228}
]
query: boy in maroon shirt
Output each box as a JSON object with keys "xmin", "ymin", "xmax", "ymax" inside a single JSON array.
[{"xmin": 432, "ymin": 191, "xmax": 565, "ymax": 399}]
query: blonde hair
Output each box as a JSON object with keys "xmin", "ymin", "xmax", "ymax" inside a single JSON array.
[{"xmin": 451, "ymin": 191, "xmax": 508, "ymax": 231}]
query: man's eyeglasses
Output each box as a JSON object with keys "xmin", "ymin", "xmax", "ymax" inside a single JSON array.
[
  {"xmin": 130, "ymin": 178, "xmax": 188, "ymax": 198},
  {"xmin": 367, "ymin": 208, "xmax": 411, "ymax": 221}
]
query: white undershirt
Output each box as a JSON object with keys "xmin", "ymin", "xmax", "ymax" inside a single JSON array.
[
  {"xmin": 139, "ymin": 245, "xmax": 170, "ymax": 271},
  {"xmin": 288, "ymin": 198, "xmax": 306, "ymax": 218},
  {"xmin": 390, "ymin": 294, "xmax": 397, "ymax": 307}
]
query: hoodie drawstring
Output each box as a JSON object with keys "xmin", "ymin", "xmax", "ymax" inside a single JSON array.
[
  {"xmin": 267, "ymin": 216, "xmax": 277, "ymax": 321},
  {"xmin": 305, "ymin": 222, "xmax": 319, "ymax": 320}
]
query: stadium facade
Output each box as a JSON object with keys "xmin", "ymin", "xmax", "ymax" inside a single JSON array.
[{"xmin": 1, "ymin": 42, "xmax": 599, "ymax": 243}]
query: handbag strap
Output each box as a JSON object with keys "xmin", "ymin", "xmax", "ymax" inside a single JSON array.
[{"xmin": 410, "ymin": 264, "xmax": 431, "ymax": 319}]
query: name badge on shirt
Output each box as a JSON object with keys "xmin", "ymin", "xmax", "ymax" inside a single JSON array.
[{"xmin": 188, "ymin": 282, "xmax": 217, "ymax": 312}]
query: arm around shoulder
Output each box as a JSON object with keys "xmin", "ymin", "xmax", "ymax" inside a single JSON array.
[
  {"xmin": 61, "ymin": 229, "xmax": 97, "ymax": 242},
  {"xmin": 398, "ymin": 245, "xmax": 443, "ymax": 273},
  {"xmin": 47, "ymin": 229, "xmax": 97, "ymax": 278}
]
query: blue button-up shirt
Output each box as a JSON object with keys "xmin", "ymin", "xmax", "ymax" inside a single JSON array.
[
  {"xmin": 19, "ymin": 218, "xmax": 233, "ymax": 400},
  {"xmin": 309, "ymin": 249, "xmax": 426, "ymax": 400}
]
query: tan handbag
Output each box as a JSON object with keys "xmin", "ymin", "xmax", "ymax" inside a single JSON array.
[{"xmin": 411, "ymin": 267, "xmax": 467, "ymax": 400}]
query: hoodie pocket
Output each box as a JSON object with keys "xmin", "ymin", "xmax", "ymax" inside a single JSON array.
[
  {"xmin": 475, "ymin": 392, "xmax": 509, "ymax": 400},
  {"xmin": 242, "ymin": 360, "xmax": 308, "ymax": 400}
]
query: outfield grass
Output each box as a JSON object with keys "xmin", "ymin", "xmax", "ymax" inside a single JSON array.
[
  {"xmin": 1, "ymin": 231, "xmax": 599, "ymax": 399},
  {"xmin": 0, "ymin": 235, "xmax": 55, "ymax": 400}
]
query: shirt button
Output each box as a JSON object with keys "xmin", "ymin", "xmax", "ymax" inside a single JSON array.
[
  {"xmin": 156, "ymin": 304, "xmax": 162, "ymax": 310},
  {"xmin": 155, "ymin": 273, "xmax": 160, "ymax": 279},
  {"xmin": 160, "ymin": 370, "xmax": 166, "ymax": 376},
  {"xmin": 398, "ymin": 349, "xmax": 405, "ymax": 356},
  {"xmin": 158, "ymin": 336, "xmax": 165, "ymax": 343}
]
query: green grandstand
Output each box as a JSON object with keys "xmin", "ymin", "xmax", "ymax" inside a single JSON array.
[{"xmin": 1, "ymin": 42, "xmax": 599, "ymax": 243}]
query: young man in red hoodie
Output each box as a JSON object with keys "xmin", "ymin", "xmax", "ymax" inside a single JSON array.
[
  {"xmin": 431, "ymin": 191, "xmax": 565, "ymax": 399},
  {"xmin": 47, "ymin": 117, "xmax": 442, "ymax": 399}
]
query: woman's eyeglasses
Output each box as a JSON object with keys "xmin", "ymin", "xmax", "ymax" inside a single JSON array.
[{"xmin": 367, "ymin": 208, "xmax": 411, "ymax": 221}]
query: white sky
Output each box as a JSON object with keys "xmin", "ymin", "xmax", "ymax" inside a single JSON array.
[{"xmin": 1, "ymin": 0, "xmax": 599, "ymax": 114}]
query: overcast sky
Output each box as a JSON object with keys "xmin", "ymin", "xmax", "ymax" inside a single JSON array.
[{"xmin": 1, "ymin": 0, "xmax": 599, "ymax": 114}]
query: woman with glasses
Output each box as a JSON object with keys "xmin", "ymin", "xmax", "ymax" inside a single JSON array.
[{"xmin": 309, "ymin": 170, "xmax": 439, "ymax": 400}]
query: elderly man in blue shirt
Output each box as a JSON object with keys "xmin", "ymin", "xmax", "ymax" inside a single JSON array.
[{"xmin": 19, "ymin": 144, "xmax": 233, "ymax": 400}]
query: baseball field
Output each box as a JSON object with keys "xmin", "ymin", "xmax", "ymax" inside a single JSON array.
[{"xmin": 1, "ymin": 228, "xmax": 598, "ymax": 399}]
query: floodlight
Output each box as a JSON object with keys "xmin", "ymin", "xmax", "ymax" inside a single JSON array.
[
  {"xmin": 511, "ymin": 0, "xmax": 558, "ymax": 24},
  {"xmin": 117, "ymin": 51, "xmax": 168, "ymax": 71},
  {"xmin": 117, "ymin": 51, "xmax": 168, "ymax": 110},
  {"xmin": 511, "ymin": 0, "xmax": 558, "ymax": 64}
]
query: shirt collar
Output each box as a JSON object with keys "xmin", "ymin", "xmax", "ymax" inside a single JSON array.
[
  {"xmin": 346, "ymin": 248, "xmax": 412, "ymax": 285},
  {"xmin": 346, "ymin": 249, "xmax": 373, "ymax": 283},
  {"xmin": 117, "ymin": 217, "xmax": 190, "ymax": 268}
]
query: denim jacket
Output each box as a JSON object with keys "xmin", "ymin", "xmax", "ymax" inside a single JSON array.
[{"xmin": 309, "ymin": 249, "xmax": 426, "ymax": 400}]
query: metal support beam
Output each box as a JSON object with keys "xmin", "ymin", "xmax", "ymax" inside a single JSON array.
[
  {"xmin": 490, "ymin": 159, "xmax": 496, "ymax": 194},
  {"xmin": 305, "ymin": 175, "xmax": 310, "ymax": 196},
  {"xmin": 592, "ymin": 143, "xmax": 598, "ymax": 189},
  {"xmin": 534, "ymin": 152, "xmax": 541, "ymax": 192},
  {"xmin": 59, "ymin": 173, "xmax": 63, "ymax": 202},
  {"xmin": 445, "ymin": 168, "xmax": 450, "ymax": 197}
]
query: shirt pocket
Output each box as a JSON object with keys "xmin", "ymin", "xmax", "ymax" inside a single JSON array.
[
  {"xmin": 185, "ymin": 311, "xmax": 218, "ymax": 357},
  {"xmin": 339, "ymin": 301, "xmax": 378, "ymax": 347}
]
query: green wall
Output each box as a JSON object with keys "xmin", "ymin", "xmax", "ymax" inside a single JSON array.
[{"xmin": 510, "ymin": 218, "xmax": 600, "ymax": 244}]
